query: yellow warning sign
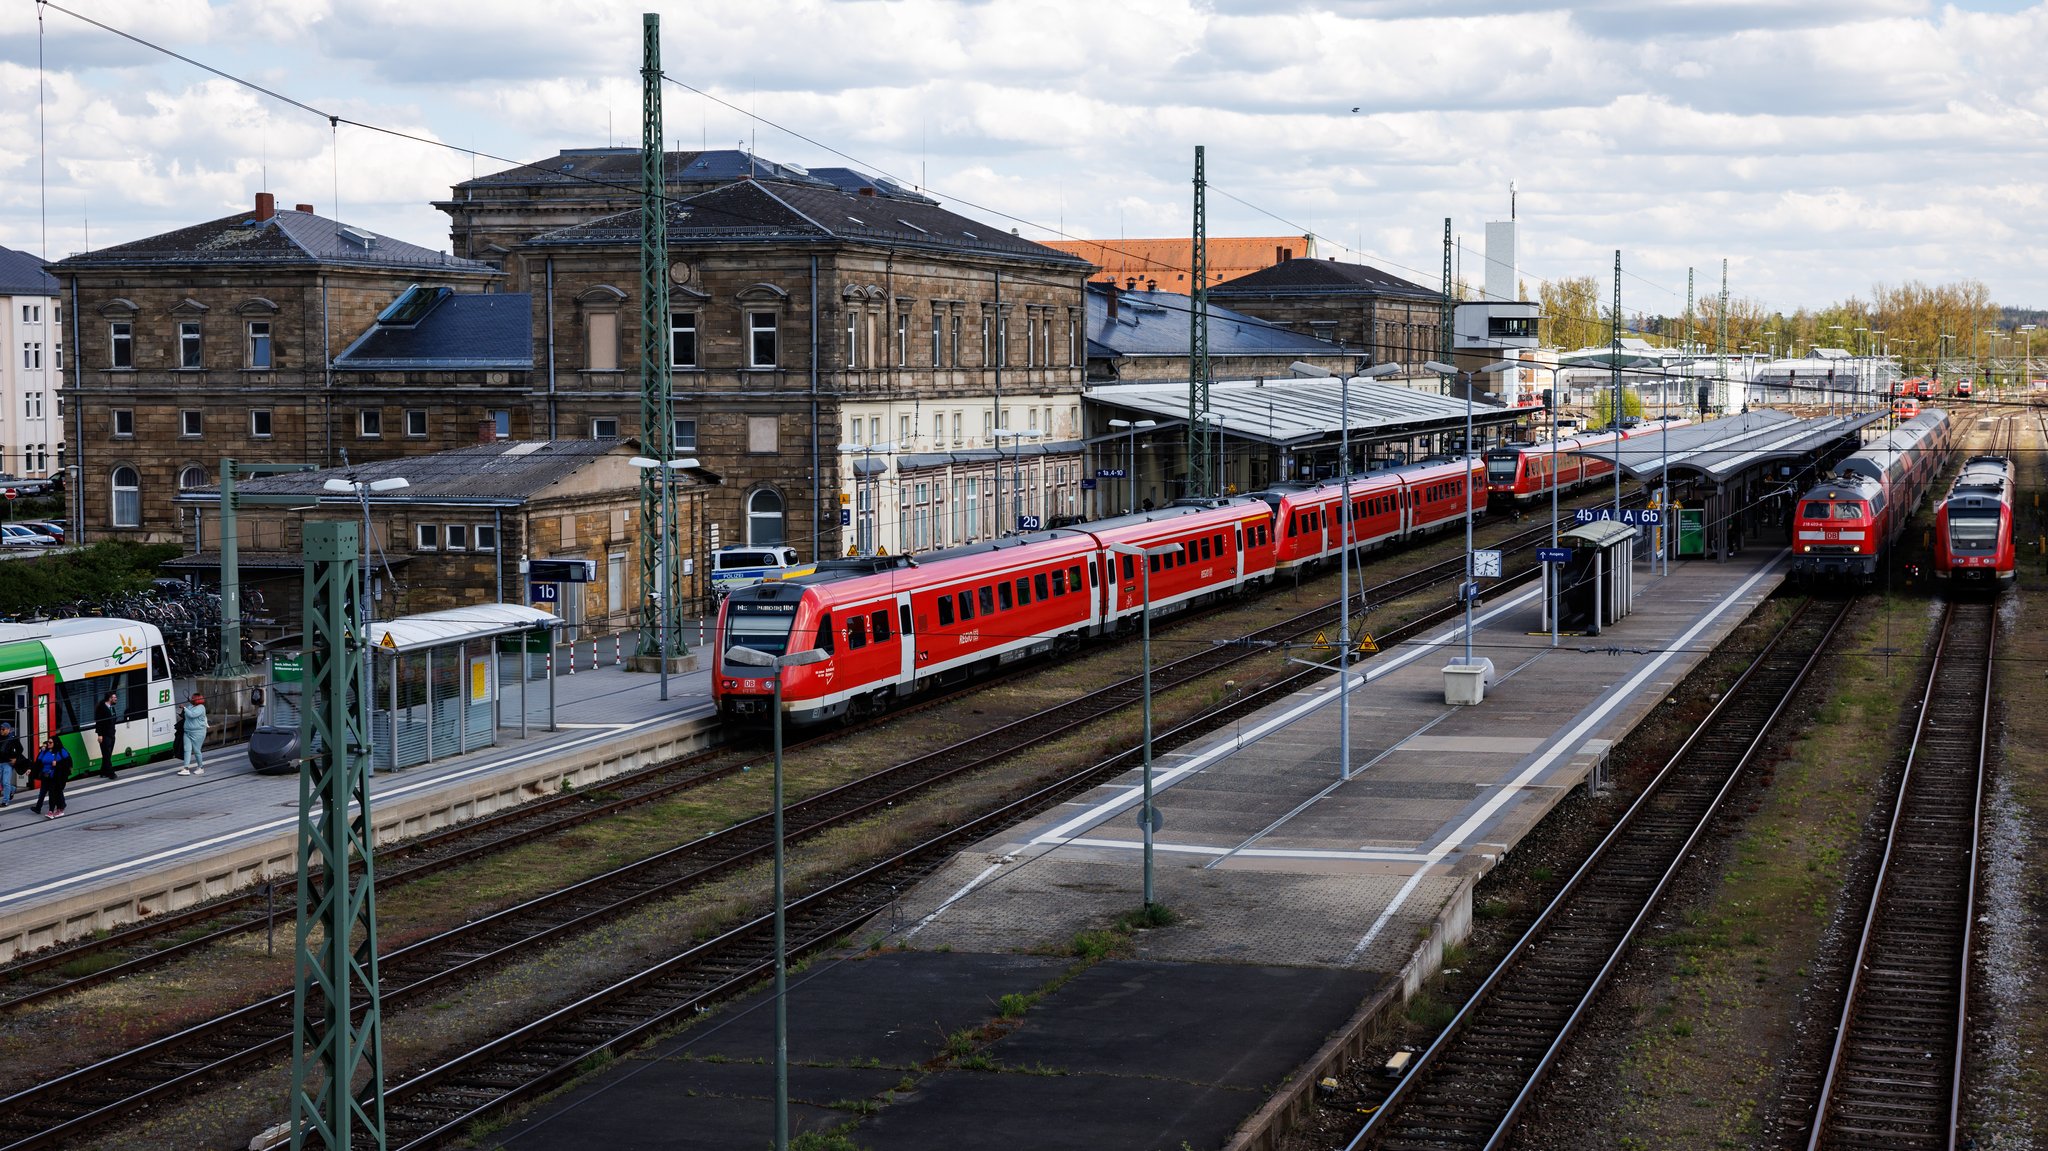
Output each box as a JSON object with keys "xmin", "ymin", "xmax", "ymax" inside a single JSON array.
[
  {"xmin": 1315, "ymin": 631, "xmax": 1329, "ymax": 647},
  {"xmin": 379, "ymin": 632, "xmax": 397, "ymax": 650},
  {"xmin": 1358, "ymin": 634, "xmax": 1379, "ymax": 655}
]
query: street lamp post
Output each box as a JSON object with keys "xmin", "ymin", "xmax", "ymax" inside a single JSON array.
[
  {"xmin": 993, "ymin": 428, "xmax": 1040, "ymax": 532},
  {"xmin": 1107, "ymin": 418, "xmax": 1156, "ymax": 514},
  {"xmin": 322, "ymin": 473, "xmax": 409, "ymax": 771},
  {"xmin": 719, "ymin": 643, "xmax": 828, "ymax": 1151},
  {"xmin": 628, "ymin": 457, "xmax": 699, "ymax": 701},
  {"xmin": 1481, "ymin": 359, "xmax": 1563, "ymax": 645},
  {"xmin": 1106, "ymin": 541, "xmax": 1182, "ymax": 907},
  {"xmin": 1422, "ymin": 360, "xmax": 1474, "ymax": 661},
  {"xmin": 834, "ymin": 442, "xmax": 895, "ymax": 556}
]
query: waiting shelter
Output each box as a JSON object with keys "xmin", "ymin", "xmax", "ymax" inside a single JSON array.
[
  {"xmin": 1546, "ymin": 520, "xmax": 1638, "ymax": 635},
  {"xmin": 367, "ymin": 604, "xmax": 563, "ymax": 770}
]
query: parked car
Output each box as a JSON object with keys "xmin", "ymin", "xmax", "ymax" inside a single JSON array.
[
  {"xmin": 0, "ymin": 524, "xmax": 57, "ymax": 547},
  {"xmin": 709, "ymin": 546, "xmax": 813, "ymax": 598},
  {"xmin": 0, "ymin": 473, "xmax": 57, "ymax": 497},
  {"xmin": 15, "ymin": 520, "xmax": 64, "ymax": 542}
]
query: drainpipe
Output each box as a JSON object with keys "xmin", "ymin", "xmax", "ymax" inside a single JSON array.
[
  {"xmin": 545, "ymin": 256, "xmax": 558, "ymax": 439},
  {"xmin": 810, "ymin": 255, "xmax": 821, "ymax": 561},
  {"xmin": 69, "ymin": 278, "xmax": 84, "ymax": 541},
  {"xmin": 494, "ymin": 507, "xmax": 505, "ymax": 604},
  {"xmin": 321, "ymin": 276, "xmax": 332, "ymax": 466}
]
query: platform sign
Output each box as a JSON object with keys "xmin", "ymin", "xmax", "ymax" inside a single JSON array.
[
  {"xmin": 529, "ymin": 558, "xmax": 596, "ymax": 583},
  {"xmin": 1081, "ymin": 479, "xmax": 1097, "ymax": 490},
  {"xmin": 528, "ymin": 581, "xmax": 560, "ymax": 604},
  {"xmin": 1136, "ymin": 804, "xmax": 1164, "ymax": 832},
  {"xmin": 1574, "ymin": 507, "xmax": 1662, "ymax": 527},
  {"xmin": 1096, "ymin": 468, "xmax": 1126, "ymax": 478},
  {"xmin": 1017, "ymin": 514, "xmax": 1042, "ymax": 531},
  {"xmin": 1472, "ymin": 549, "xmax": 1503, "ymax": 578},
  {"xmin": 1537, "ymin": 547, "xmax": 1574, "ymax": 564},
  {"xmin": 839, "ymin": 508, "xmax": 852, "ymax": 526}
]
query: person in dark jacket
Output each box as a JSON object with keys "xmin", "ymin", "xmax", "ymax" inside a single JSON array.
[
  {"xmin": 0, "ymin": 721, "xmax": 20, "ymax": 807},
  {"xmin": 32, "ymin": 737, "xmax": 70, "ymax": 818},
  {"xmin": 94, "ymin": 690, "xmax": 120, "ymax": 780}
]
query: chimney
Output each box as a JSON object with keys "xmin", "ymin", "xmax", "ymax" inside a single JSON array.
[
  {"xmin": 295, "ymin": 203, "xmax": 314, "ymax": 214},
  {"xmin": 477, "ymin": 418, "xmax": 497, "ymax": 445},
  {"xmin": 1106, "ymin": 283, "xmax": 1118, "ymax": 321},
  {"xmin": 254, "ymin": 192, "xmax": 275, "ymax": 221},
  {"xmin": 858, "ymin": 186, "xmax": 877, "ymax": 197}
]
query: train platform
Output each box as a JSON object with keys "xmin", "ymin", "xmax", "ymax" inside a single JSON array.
[
  {"xmin": 498, "ymin": 546, "xmax": 1790, "ymax": 1150},
  {"xmin": 0, "ymin": 656, "xmax": 720, "ymax": 961}
]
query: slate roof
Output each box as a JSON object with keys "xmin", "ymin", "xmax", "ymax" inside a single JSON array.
[
  {"xmin": 1086, "ymin": 282, "xmax": 1344, "ymax": 359},
  {"xmin": 1208, "ymin": 256, "xmax": 1440, "ymax": 301},
  {"xmin": 529, "ymin": 180, "xmax": 1090, "ymax": 268},
  {"xmin": 335, "ymin": 288, "xmax": 534, "ymax": 371},
  {"xmin": 803, "ymin": 167, "xmax": 938, "ymax": 205},
  {"xmin": 0, "ymin": 243, "xmax": 58, "ymax": 297},
  {"xmin": 452, "ymin": 147, "xmax": 832, "ymax": 193},
  {"xmin": 51, "ymin": 209, "xmax": 497, "ymax": 275},
  {"xmin": 177, "ymin": 441, "xmax": 623, "ymax": 506}
]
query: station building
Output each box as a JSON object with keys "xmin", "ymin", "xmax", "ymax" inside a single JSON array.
[{"xmin": 0, "ymin": 244, "xmax": 62, "ymax": 487}]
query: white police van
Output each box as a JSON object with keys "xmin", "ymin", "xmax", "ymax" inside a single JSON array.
[{"xmin": 710, "ymin": 546, "xmax": 813, "ymax": 598}]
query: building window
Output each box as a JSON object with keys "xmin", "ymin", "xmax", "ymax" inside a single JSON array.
[
  {"xmin": 246, "ymin": 321, "xmax": 272, "ymax": 369},
  {"xmin": 747, "ymin": 488, "xmax": 786, "ymax": 545},
  {"xmin": 899, "ymin": 415, "xmax": 912, "ymax": 446},
  {"xmin": 180, "ymin": 410, "xmax": 202, "ymax": 437},
  {"xmin": 591, "ymin": 417, "xmax": 620, "ymax": 439},
  {"xmin": 110, "ymin": 465, "xmax": 140, "ymax": 527},
  {"xmin": 931, "ymin": 311, "xmax": 942, "ymax": 366},
  {"xmin": 178, "ymin": 465, "xmax": 206, "ymax": 490},
  {"xmin": 846, "ymin": 309, "xmax": 859, "ymax": 368},
  {"xmin": 489, "ymin": 410, "xmax": 510, "ymax": 439},
  {"xmin": 21, "ymin": 342, "xmax": 42, "ymax": 371},
  {"xmin": 110, "ymin": 322, "xmax": 132, "ymax": 369},
  {"xmin": 250, "ymin": 409, "xmax": 273, "ymax": 438},
  {"xmin": 586, "ymin": 311, "xmax": 619, "ymax": 371},
  {"xmin": 950, "ymin": 313, "xmax": 962, "ymax": 367},
  {"xmin": 670, "ymin": 311, "xmax": 698, "ymax": 368},
  {"xmin": 475, "ymin": 524, "xmax": 497, "ymax": 551},
  {"xmin": 178, "ymin": 321, "xmax": 203, "ymax": 369},
  {"xmin": 847, "ymin": 415, "xmax": 862, "ymax": 446},
  {"xmin": 112, "ymin": 409, "xmax": 134, "ymax": 437},
  {"xmin": 360, "ymin": 410, "xmax": 382, "ymax": 438},
  {"xmin": 951, "ymin": 412, "xmax": 963, "ymax": 444},
  {"xmin": 672, "ymin": 418, "xmax": 697, "ymax": 451},
  {"xmin": 749, "ymin": 312, "xmax": 779, "ymax": 368},
  {"xmin": 446, "ymin": 524, "xmax": 469, "ymax": 551},
  {"xmin": 897, "ymin": 314, "xmax": 908, "ymax": 366},
  {"xmin": 21, "ymin": 304, "xmax": 39, "ymax": 324},
  {"xmin": 747, "ymin": 415, "xmax": 777, "ymax": 453},
  {"xmin": 406, "ymin": 409, "xmax": 428, "ymax": 437},
  {"xmin": 981, "ymin": 315, "xmax": 991, "ymax": 365},
  {"xmin": 416, "ymin": 523, "xmax": 440, "ymax": 550}
]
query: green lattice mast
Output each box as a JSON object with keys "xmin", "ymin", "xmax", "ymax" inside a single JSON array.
[
  {"xmin": 289, "ymin": 521, "xmax": 384, "ymax": 1150},
  {"xmin": 638, "ymin": 12, "xmax": 682, "ymax": 656},
  {"xmin": 1187, "ymin": 145, "xmax": 1212, "ymax": 499}
]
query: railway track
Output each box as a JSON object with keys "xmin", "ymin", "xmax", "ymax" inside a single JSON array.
[
  {"xmin": 0, "ymin": 506, "xmax": 1576, "ymax": 1151},
  {"xmin": 1801, "ymin": 600, "xmax": 1993, "ymax": 1150},
  {"xmin": 1342, "ymin": 595, "xmax": 1853, "ymax": 1151}
]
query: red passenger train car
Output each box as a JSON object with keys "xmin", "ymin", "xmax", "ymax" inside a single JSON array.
[
  {"xmin": 712, "ymin": 500, "xmax": 1276, "ymax": 725},
  {"xmin": 1482, "ymin": 419, "xmax": 1690, "ymax": 507},
  {"xmin": 1256, "ymin": 455, "xmax": 1486, "ymax": 574},
  {"xmin": 1791, "ymin": 409, "xmax": 1952, "ymax": 580},
  {"xmin": 1933, "ymin": 455, "xmax": 2015, "ymax": 583}
]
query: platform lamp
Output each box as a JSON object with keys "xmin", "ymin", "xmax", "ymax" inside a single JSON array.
[
  {"xmin": 1480, "ymin": 359, "xmax": 1562, "ymax": 647},
  {"xmin": 1106, "ymin": 540, "xmax": 1182, "ymax": 908},
  {"xmin": 629, "ymin": 456, "xmax": 700, "ymax": 701},
  {"xmin": 323, "ymin": 473, "xmax": 408, "ymax": 771},
  {"xmin": 1421, "ymin": 360, "xmax": 1478, "ymax": 662},
  {"xmin": 1108, "ymin": 418, "xmax": 1157, "ymax": 515},
  {"xmin": 720, "ymin": 642, "xmax": 828, "ymax": 1151},
  {"xmin": 993, "ymin": 428, "xmax": 1040, "ymax": 533},
  {"xmin": 833, "ymin": 442, "xmax": 895, "ymax": 557}
]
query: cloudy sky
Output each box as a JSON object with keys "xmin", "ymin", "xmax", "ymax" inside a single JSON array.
[{"xmin": 2, "ymin": 0, "xmax": 2043, "ymax": 315}]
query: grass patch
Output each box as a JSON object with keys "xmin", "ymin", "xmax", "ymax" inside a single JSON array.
[
  {"xmin": 996, "ymin": 992, "xmax": 1035, "ymax": 1019},
  {"xmin": 1475, "ymin": 897, "xmax": 1510, "ymax": 920},
  {"xmin": 791, "ymin": 1130, "xmax": 867, "ymax": 1151},
  {"xmin": 1118, "ymin": 902, "xmax": 1180, "ymax": 930},
  {"xmin": 1404, "ymin": 991, "xmax": 1457, "ymax": 1032}
]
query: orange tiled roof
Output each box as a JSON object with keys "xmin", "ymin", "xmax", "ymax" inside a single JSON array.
[{"xmin": 1041, "ymin": 236, "xmax": 1313, "ymax": 288}]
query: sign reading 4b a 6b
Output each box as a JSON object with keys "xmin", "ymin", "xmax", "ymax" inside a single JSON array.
[{"xmin": 1574, "ymin": 507, "xmax": 1661, "ymax": 526}]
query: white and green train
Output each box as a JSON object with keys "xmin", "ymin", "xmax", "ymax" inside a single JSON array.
[{"xmin": 0, "ymin": 618, "xmax": 179, "ymax": 779}]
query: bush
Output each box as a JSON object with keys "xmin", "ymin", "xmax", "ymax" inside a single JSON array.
[{"xmin": 0, "ymin": 542, "xmax": 181, "ymax": 617}]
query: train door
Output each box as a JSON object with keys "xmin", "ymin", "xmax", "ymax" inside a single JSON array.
[
  {"xmin": 895, "ymin": 592, "xmax": 916, "ymax": 684},
  {"xmin": 0, "ymin": 681, "xmax": 27, "ymax": 746}
]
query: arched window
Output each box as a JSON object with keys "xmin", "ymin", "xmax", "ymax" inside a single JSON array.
[
  {"xmin": 178, "ymin": 465, "xmax": 207, "ymax": 490},
  {"xmin": 111, "ymin": 466, "xmax": 141, "ymax": 527},
  {"xmin": 747, "ymin": 488, "xmax": 785, "ymax": 546}
]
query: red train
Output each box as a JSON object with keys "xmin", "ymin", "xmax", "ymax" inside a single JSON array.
[
  {"xmin": 1483, "ymin": 419, "xmax": 1690, "ymax": 507},
  {"xmin": 1933, "ymin": 455, "xmax": 2015, "ymax": 583},
  {"xmin": 714, "ymin": 499, "xmax": 1277, "ymax": 724},
  {"xmin": 1790, "ymin": 409, "xmax": 1952, "ymax": 580},
  {"xmin": 1255, "ymin": 455, "xmax": 1486, "ymax": 573}
]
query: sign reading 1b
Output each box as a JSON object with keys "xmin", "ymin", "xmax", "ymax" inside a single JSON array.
[{"xmin": 1573, "ymin": 507, "xmax": 1662, "ymax": 526}]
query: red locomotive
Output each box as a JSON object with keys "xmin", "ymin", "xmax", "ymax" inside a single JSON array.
[
  {"xmin": 1257, "ymin": 455, "xmax": 1486, "ymax": 574},
  {"xmin": 1954, "ymin": 378, "xmax": 1973, "ymax": 398},
  {"xmin": 1791, "ymin": 409, "xmax": 1952, "ymax": 580},
  {"xmin": 713, "ymin": 499, "xmax": 1276, "ymax": 725},
  {"xmin": 1933, "ymin": 455, "xmax": 2015, "ymax": 583}
]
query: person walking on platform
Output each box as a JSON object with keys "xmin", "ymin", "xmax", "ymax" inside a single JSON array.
[
  {"xmin": 94, "ymin": 690, "xmax": 121, "ymax": 780},
  {"xmin": 177, "ymin": 693, "xmax": 208, "ymax": 776},
  {"xmin": 0, "ymin": 721, "xmax": 21, "ymax": 807},
  {"xmin": 33, "ymin": 737, "xmax": 70, "ymax": 818}
]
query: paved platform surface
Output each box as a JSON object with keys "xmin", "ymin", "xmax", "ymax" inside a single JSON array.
[
  {"xmin": 495, "ymin": 952, "xmax": 1379, "ymax": 1151},
  {"xmin": 502, "ymin": 550, "xmax": 1789, "ymax": 1149},
  {"xmin": 0, "ymin": 659, "xmax": 716, "ymax": 923}
]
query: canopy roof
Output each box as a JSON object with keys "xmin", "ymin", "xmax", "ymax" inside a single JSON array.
[
  {"xmin": 369, "ymin": 604, "xmax": 559, "ymax": 655},
  {"xmin": 1089, "ymin": 377, "xmax": 1517, "ymax": 447},
  {"xmin": 1559, "ymin": 411, "xmax": 1883, "ymax": 483}
]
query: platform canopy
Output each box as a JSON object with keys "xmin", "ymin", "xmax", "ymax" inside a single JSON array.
[
  {"xmin": 1089, "ymin": 377, "xmax": 1519, "ymax": 447},
  {"xmin": 1561, "ymin": 410, "xmax": 1883, "ymax": 484},
  {"xmin": 368, "ymin": 603, "xmax": 561, "ymax": 655}
]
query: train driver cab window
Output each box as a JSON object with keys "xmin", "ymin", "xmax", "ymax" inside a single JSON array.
[
  {"xmin": 870, "ymin": 610, "xmax": 891, "ymax": 642},
  {"xmin": 847, "ymin": 616, "xmax": 868, "ymax": 649},
  {"xmin": 151, "ymin": 645, "xmax": 172, "ymax": 681},
  {"xmin": 1071, "ymin": 564, "xmax": 1085, "ymax": 591},
  {"xmin": 814, "ymin": 613, "xmax": 835, "ymax": 653}
]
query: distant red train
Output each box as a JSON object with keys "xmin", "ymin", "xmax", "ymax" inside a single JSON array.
[
  {"xmin": 1933, "ymin": 455, "xmax": 2015, "ymax": 583},
  {"xmin": 1791, "ymin": 409, "xmax": 1952, "ymax": 580},
  {"xmin": 714, "ymin": 499, "xmax": 1278, "ymax": 725},
  {"xmin": 1483, "ymin": 419, "xmax": 1691, "ymax": 506},
  {"xmin": 1255, "ymin": 455, "xmax": 1486, "ymax": 573}
]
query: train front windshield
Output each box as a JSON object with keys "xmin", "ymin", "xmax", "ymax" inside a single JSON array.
[
  {"xmin": 725, "ymin": 600, "xmax": 798, "ymax": 657},
  {"xmin": 1485, "ymin": 453, "xmax": 1520, "ymax": 484},
  {"xmin": 1948, "ymin": 509, "xmax": 2000, "ymax": 551},
  {"xmin": 1800, "ymin": 501, "xmax": 1865, "ymax": 521}
]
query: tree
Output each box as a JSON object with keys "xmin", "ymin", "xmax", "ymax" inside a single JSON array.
[{"xmin": 1586, "ymin": 386, "xmax": 1644, "ymax": 431}]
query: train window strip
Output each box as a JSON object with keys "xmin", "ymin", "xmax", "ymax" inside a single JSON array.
[
  {"xmin": 1052, "ymin": 569, "xmax": 1067, "ymax": 596},
  {"xmin": 1035, "ymin": 572, "xmax": 1051, "ymax": 599},
  {"xmin": 848, "ymin": 616, "xmax": 868, "ymax": 650},
  {"xmin": 1122, "ymin": 555, "xmax": 1136, "ymax": 582},
  {"xmin": 938, "ymin": 597, "xmax": 955, "ymax": 626},
  {"xmin": 999, "ymin": 582, "xmax": 1014, "ymax": 610},
  {"xmin": 815, "ymin": 613, "xmax": 835, "ymax": 653},
  {"xmin": 871, "ymin": 609, "xmax": 891, "ymax": 642},
  {"xmin": 978, "ymin": 586, "xmax": 995, "ymax": 615}
]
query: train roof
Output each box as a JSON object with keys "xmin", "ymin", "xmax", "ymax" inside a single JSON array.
[{"xmin": 1949, "ymin": 456, "xmax": 2012, "ymax": 495}]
